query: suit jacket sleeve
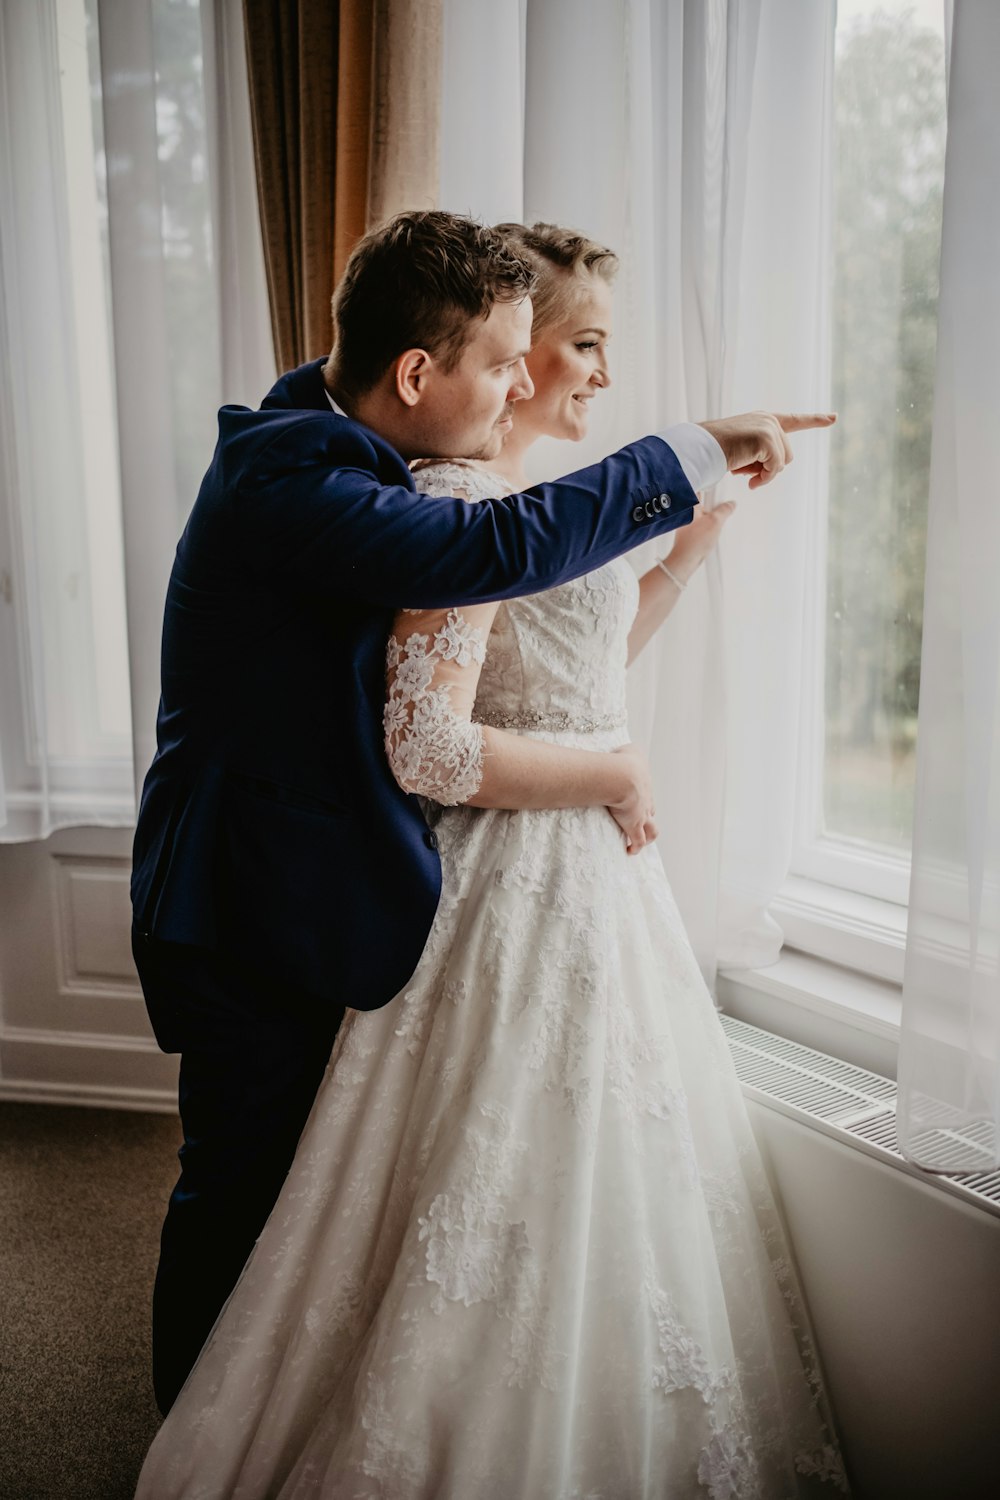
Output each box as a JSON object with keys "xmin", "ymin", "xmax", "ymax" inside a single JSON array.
[{"xmin": 233, "ymin": 417, "xmax": 700, "ymax": 610}]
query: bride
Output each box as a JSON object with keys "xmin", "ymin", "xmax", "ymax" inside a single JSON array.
[{"xmin": 135, "ymin": 224, "xmax": 850, "ymax": 1499}]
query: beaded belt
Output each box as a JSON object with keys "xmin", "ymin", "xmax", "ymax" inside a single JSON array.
[{"xmin": 474, "ymin": 707, "xmax": 628, "ymax": 733}]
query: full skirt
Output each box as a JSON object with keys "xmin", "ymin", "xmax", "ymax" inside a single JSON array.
[{"xmin": 136, "ymin": 794, "xmax": 849, "ymax": 1499}]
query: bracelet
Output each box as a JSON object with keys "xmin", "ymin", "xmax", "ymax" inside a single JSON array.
[{"xmin": 656, "ymin": 558, "xmax": 687, "ymax": 591}]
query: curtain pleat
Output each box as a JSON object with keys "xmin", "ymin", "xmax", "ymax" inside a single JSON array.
[
  {"xmin": 243, "ymin": 0, "xmax": 442, "ymax": 374},
  {"xmin": 368, "ymin": 0, "xmax": 443, "ymax": 226},
  {"xmin": 334, "ymin": 0, "xmax": 374, "ymax": 282},
  {"xmin": 895, "ymin": 0, "xmax": 1000, "ymax": 1175},
  {"xmin": 243, "ymin": 0, "xmax": 339, "ymax": 370}
]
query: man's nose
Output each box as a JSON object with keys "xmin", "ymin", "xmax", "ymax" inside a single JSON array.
[{"xmin": 510, "ymin": 359, "xmax": 534, "ymax": 402}]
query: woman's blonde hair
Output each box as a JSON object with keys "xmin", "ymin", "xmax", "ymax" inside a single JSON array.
[{"xmin": 495, "ymin": 222, "xmax": 618, "ymax": 341}]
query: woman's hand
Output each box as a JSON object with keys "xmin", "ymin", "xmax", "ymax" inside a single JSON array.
[
  {"xmin": 667, "ymin": 496, "xmax": 737, "ymax": 572},
  {"xmin": 607, "ymin": 744, "xmax": 658, "ymax": 855},
  {"xmin": 626, "ymin": 495, "xmax": 736, "ymax": 664}
]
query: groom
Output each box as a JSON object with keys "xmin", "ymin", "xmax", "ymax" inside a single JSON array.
[{"xmin": 131, "ymin": 208, "xmax": 830, "ymax": 1411}]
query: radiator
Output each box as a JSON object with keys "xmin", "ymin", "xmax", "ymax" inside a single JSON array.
[
  {"xmin": 720, "ymin": 1012, "xmax": 1000, "ymax": 1220},
  {"xmin": 721, "ymin": 1013, "xmax": 1000, "ymax": 1499}
]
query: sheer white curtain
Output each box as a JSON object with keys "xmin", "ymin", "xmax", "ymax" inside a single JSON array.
[
  {"xmin": 98, "ymin": 0, "xmax": 274, "ymax": 801},
  {"xmin": 0, "ymin": 0, "xmax": 133, "ymax": 838},
  {"xmin": 896, "ymin": 0, "xmax": 1000, "ymax": 1174},
  {"xmin": 439, "ymin": 0, "xmax": 835, "ymax": 990},
  {"xmin": 0, "ymin": 0, "xmax": 272, "ymax": 840}
]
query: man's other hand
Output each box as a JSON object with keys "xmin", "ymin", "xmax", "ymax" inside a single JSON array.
[{"xmin": 699, "ymin": 411, "xmax": 836, "ymax": 490}]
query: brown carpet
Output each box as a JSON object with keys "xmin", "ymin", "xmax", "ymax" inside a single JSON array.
[{"xmin": 0, "ymin": 1101, "xmax": 180, "ymax": 1500}]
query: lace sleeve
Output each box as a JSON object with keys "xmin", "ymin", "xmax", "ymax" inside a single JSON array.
[{"xmin": 384, "ymin": 602, "xmax": 499, "ymax": 805}]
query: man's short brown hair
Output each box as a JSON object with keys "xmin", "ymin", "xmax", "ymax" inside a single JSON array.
[{"xmin": 325, "ymin": 211, "xmax": 537, "ymax": 403}]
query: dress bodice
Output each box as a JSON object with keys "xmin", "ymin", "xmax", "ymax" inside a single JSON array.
[
  {"xmin": 475, "ymin": 565, "xmax": 637, "ymax": 732},
  {"xmin": 410, "ymin": 461, "xmax": 639, "ymax": 735}
]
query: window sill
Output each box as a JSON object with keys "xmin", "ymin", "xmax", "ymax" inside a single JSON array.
[
  {"xmin": 716, "ymin": 947, "xmax": 902, "ymax": 1081},
  {"xmin": 714, "ymin": 872, "xmax": 906, "ymax": 1077},
  {"xmin": 770, "ymin": 872, "xmax": 907, "ymax": 985}
]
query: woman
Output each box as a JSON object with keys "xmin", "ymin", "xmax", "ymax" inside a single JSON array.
[{"xmin": 135, "ymin": 227, "xmax": 849, "ymax": 1498}]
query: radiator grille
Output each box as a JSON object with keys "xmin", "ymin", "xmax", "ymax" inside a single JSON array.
[{"xmin": 720, "ymin": 1013, "xmax": 1000, "ymax": 1217}]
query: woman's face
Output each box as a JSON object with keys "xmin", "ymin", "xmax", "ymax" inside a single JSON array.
[{"xmin": 520, "ymin": 275, "xmax": 613, "ymax": 443}]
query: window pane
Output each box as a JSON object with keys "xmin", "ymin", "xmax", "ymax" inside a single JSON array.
[{"xmin": 824, "ymin": 0, "xmax": 946, "ymax": 850}]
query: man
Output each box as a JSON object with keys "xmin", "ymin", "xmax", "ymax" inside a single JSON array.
[{"xmin": 131, "ymin": 209, "xmax": 832, "ymax": 1411}]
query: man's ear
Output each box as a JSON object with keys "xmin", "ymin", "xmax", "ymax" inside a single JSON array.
[{"xmin": 394, "ymin": 348, "xmax": 433, "ymax": 408}]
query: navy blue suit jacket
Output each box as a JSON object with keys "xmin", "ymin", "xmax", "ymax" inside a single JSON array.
[{"xmin": 131, "ymin": 359, "xmax": 700, "ymax": 1010}]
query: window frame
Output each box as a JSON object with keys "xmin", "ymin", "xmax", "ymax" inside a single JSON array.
[{"xmin": 771, "ymin": 0, "xmax": 954, "ymax": 1001}]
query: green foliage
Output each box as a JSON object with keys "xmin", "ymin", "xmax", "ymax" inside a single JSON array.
[{"xmin": 825, "ymin": 8, "xmax": 945, "ymax": 844}]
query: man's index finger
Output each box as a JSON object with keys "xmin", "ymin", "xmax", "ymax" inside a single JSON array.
[{"xmin": 776, "ymin": 413, "xmax": 838, "ymax": 432}]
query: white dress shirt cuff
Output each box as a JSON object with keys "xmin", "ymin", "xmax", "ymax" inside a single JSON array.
[{"xmin": 654, "ymin": 423, "xmax": 727, "ymax": 494}]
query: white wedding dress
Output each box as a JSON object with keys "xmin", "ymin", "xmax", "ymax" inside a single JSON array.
[{"xmin": 136, "ymin": 463, "xmax": 850, "ymax": 1500}]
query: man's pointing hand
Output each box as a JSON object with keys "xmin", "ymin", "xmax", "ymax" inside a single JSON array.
[{"xmin": 699, "ymin": 411, "xmax": 837, "ymax": 490}]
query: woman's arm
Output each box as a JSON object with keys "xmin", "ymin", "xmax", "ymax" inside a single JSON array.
[
  {"xmin": 627, "ymin": 499, "xmax": 736, "ymax": 664},
  {"xmin": 385, "ymin": 603, "xmax": 657, "ymax": 853}
]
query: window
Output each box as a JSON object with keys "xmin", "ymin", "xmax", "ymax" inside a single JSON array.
[
  {"xmin": 789, "ymin": 0, "xmax": 947, "ymax": 915},
  {"xmin": 0, "ymin": 0, "xmax": 224, "ymax": 836}
]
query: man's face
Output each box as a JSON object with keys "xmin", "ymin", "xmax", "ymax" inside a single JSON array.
[{"xmin": 413, "ymin": 297, "xmax": 535, "ymax": 461}]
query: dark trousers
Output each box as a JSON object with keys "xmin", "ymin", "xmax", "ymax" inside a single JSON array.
[{"xmin": 132, "ymin": 925, "xmax": 346, "ymax": 1414}]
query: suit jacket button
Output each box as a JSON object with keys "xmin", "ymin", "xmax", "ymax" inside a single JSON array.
[
  {"xmin": 651, "ymin": 496, "xmax": 663, "ymax": 513},
  {"xmin": 424, "ymin": 829, "xmax": 439, "ymax": 850},
  {"xmin": 659, "ymin": 493, "xmax": 671, "ymax": 507},
  {"xmin": 632, "ymin": 505, "xmax": 645, "ymax": 523},
  {"xmin": 644, "ymin": 500, "xmax": 655, "ymax": 520}
]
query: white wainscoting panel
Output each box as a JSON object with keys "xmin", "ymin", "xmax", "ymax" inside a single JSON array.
[
  {"xmin": 53, "ymin": 852, "xmax": 138, "ymax": 993},
  {"xmin": 0, "ymin": 827, "xmax": 177, "ymax": 1109}
]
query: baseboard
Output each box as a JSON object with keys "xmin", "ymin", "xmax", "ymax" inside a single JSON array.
[
  {"xmin": 0, "ymin": 1023, "xmax": 179, "ymax": 1114},
  {"xmin": 0, "ymin": 1076, "xmax": 177, "ymax": 1113}
]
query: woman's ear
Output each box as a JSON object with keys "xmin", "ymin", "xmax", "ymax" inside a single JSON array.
[{"xmin": 394, "ymin": 348, "xmax": 433, "ymax": 408}]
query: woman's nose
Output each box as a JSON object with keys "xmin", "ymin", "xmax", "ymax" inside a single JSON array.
[{"xmin": 591, "ymin": 361, "xmax": 611, "ymax": 390}]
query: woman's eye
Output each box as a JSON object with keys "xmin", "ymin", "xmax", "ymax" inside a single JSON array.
[{"xmin": 576, "ymin": 341, "xmax": 599, "ymax": 352}]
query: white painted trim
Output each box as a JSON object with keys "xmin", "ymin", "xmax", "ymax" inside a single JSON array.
[
  {"xmin": 721, "ymin": 949, "xmax": 902, "ymax": 1039},
  {"xmin": 718, "ymin": 948, "xmax": 902, "ymax": 1079},
  {"xmin": 0, "ymin": 1076, "xmax": 176, "ymax": 1113},
  {"xmin": 770, "ymin": 873, "xmax": 907, "ymax": 983},
  {"xmin": 0, "ymin": 1022, "xmax": 162, "ymax": 1052},
  {"xmin": 790, "ymin": 835, "xmax": 911, "ymax": 907},
  {"xmin": 0, "ymin": 1019, "xmax": 178, "ymax": 1111}
]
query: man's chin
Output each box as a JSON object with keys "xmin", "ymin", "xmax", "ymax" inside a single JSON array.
[{"xmin": 464, "ymin": 432, "xmax": 505, "ymax": 462}]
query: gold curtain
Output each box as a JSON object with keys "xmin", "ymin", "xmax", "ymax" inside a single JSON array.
[
  {"xmin": 243, "ymin": 0, "xmax": 443, "ymax": 374},
  {"xmin": 369, "ymin": 0, "xmax": 442, "ymax": 227}
]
